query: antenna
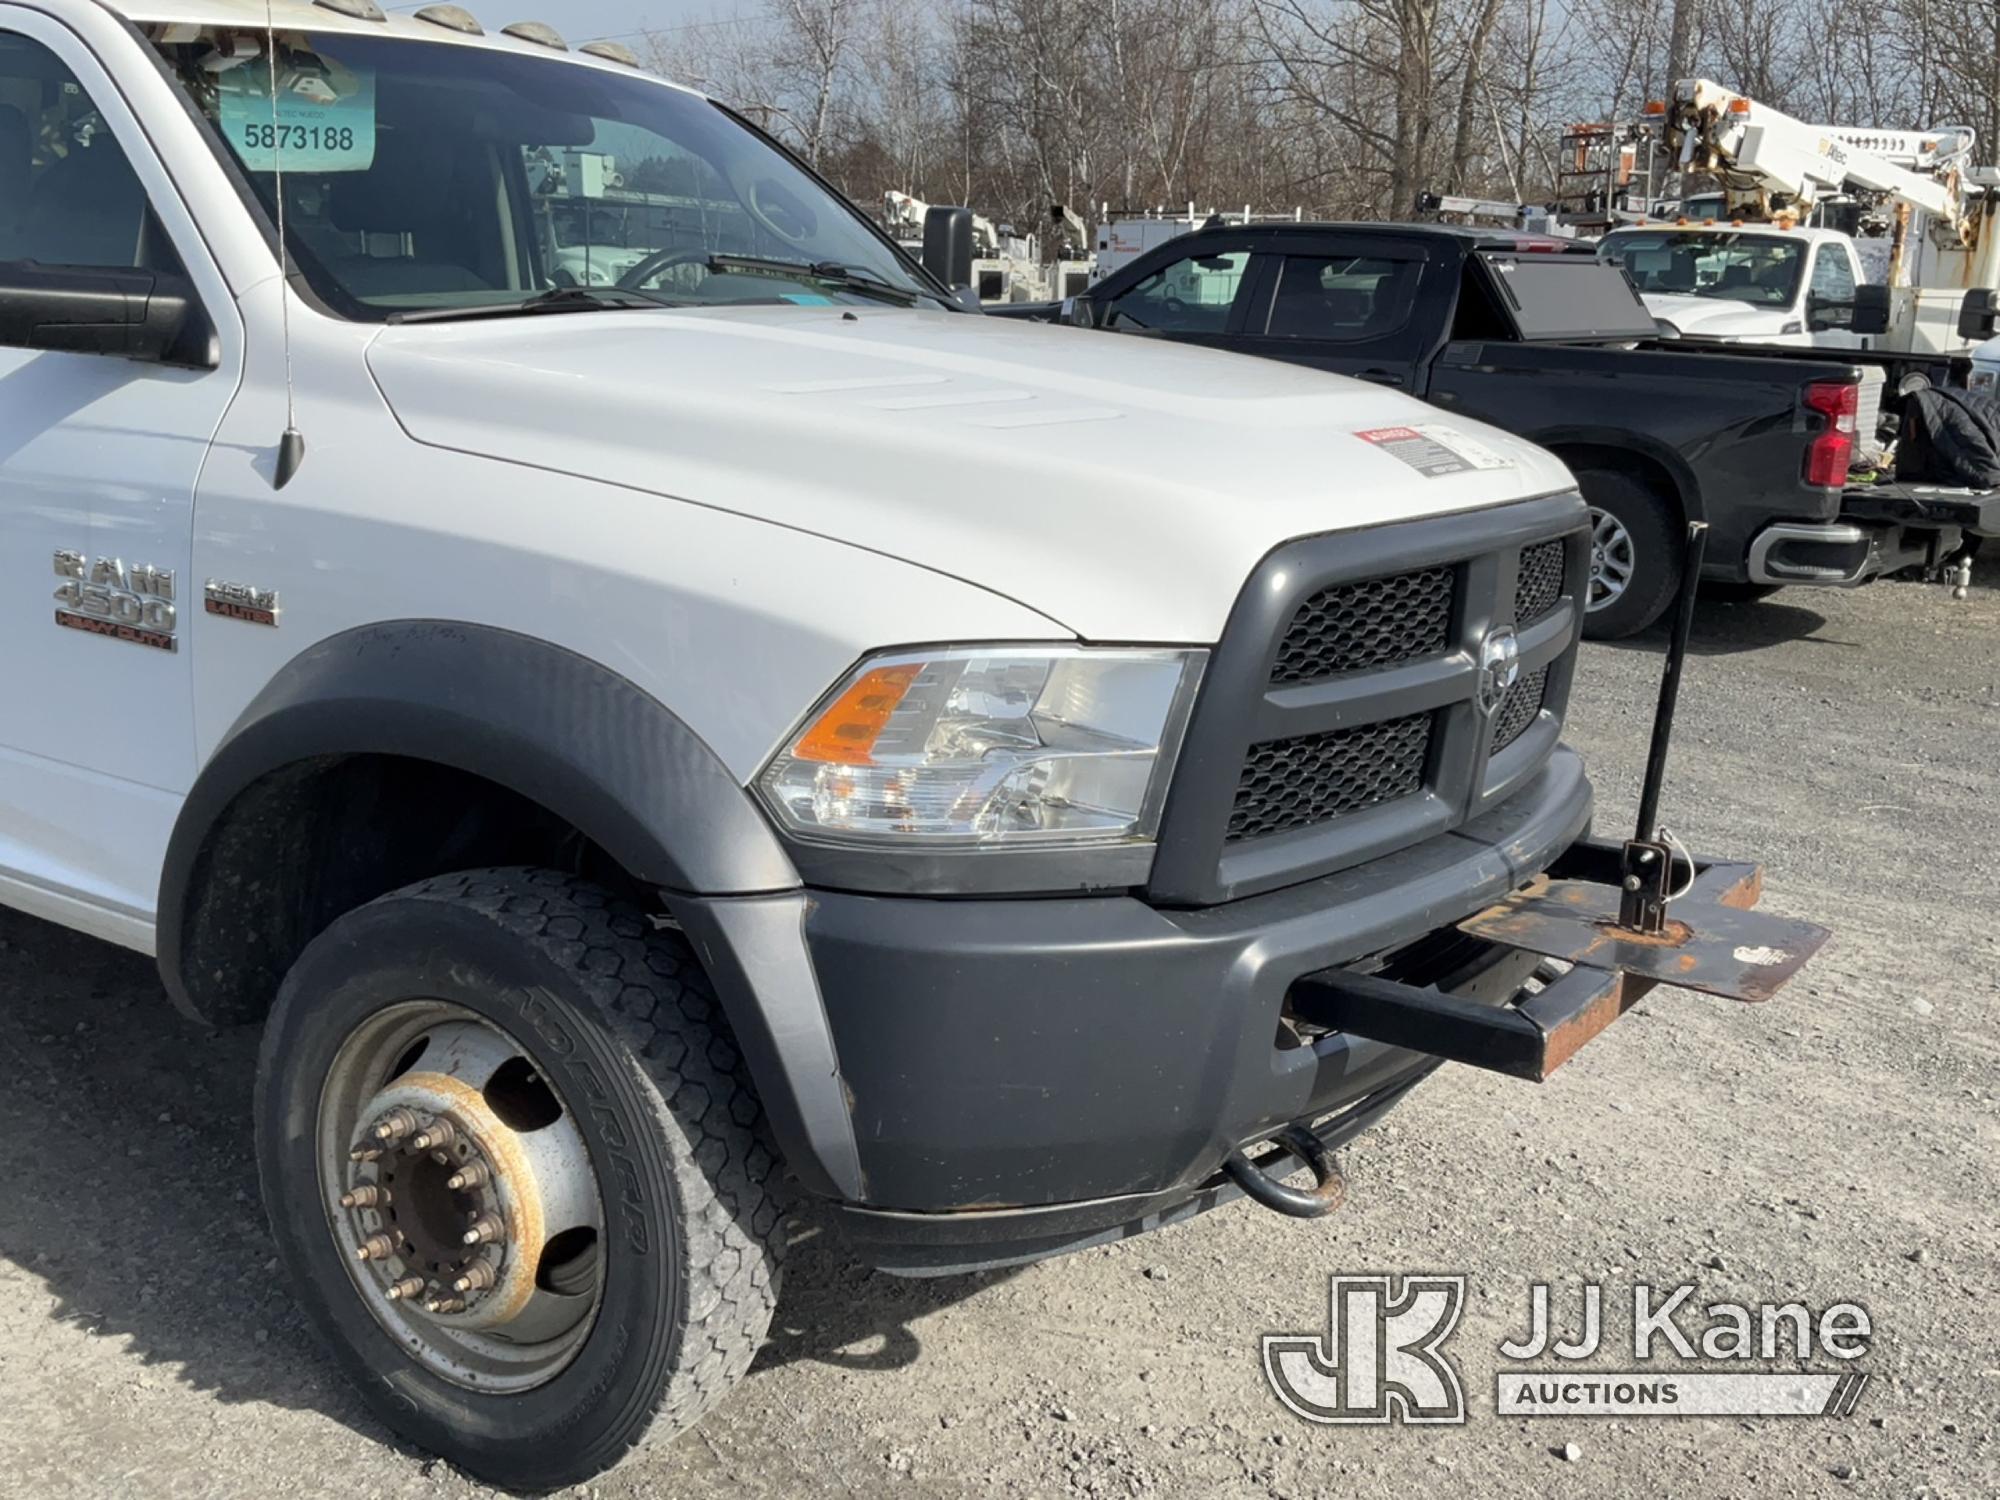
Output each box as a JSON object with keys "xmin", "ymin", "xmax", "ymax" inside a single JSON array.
[{"xmin": 264, "ymin": 0, "xmax": 306, "ymax": 489}]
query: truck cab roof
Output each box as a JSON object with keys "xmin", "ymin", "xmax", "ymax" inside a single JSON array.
[{"xmin": 106, "ymin": 0, "xmax": 676, "ymax": 81}]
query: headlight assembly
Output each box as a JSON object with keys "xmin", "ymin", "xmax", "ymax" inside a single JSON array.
[{"xmin": 758, "ymin": 646, "xmax": 1206, "ymax": 848}]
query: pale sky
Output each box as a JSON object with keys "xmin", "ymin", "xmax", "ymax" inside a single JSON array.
[{"xmin": 384, "ymin": 2, "xmax": 751, "ymax": 48}]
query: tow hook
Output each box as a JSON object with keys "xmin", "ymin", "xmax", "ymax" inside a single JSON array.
[{"xmin": 1222, "ymin": 1125, "xmax": 1347, "ymax": 1219}]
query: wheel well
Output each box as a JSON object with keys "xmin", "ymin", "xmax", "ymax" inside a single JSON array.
[
  {"xmin": 172, "ymin": 755, "xmax": 638, "ymax": 1028},
  {"xmin": 1548, "ymin": 444, "xmax": 1689, "ymax": 525}
]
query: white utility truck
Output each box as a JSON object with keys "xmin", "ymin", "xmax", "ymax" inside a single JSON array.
[
  {"xmin": 1602, "ymin": 79, "xmax": 2000, "ymax": 353},
  {"xmin": 0, "ymin": 0, "xmax": 1825, "ymax": 1487},
  {"xmin": 883, "ymin": 187, "xmax": 1051, "ymax": 303},
  {"xmin": 1598, "ymin": 222, "xmax": 1870, "ymax": 345}
]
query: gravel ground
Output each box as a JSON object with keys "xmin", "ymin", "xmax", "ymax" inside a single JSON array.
[{"xmin": 1, "ymin": 575, "xmax": 1995, "ymax": 1500}]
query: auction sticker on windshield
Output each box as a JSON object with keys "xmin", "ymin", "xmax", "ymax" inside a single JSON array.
[
  {"xmin": 218, "ymin": 62, "xmax": 377, "ymax": 173},
  {"xmin": 1356, "ymin": 425, "xmax": 1514, "ymax": 478}
]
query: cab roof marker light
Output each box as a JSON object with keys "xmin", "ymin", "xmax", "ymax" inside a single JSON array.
[
  {"xmin": 580, "ymin": 41, "xmax": 643, "ymax": 66},
  {"xmin": 413, "ymin": 4, "xmax": 484, "ymax": 34},
  {"xmin": 502, "ymin": 21, "xmax": 570, "ymax": 50},
  {"xmin": 314, "ymin": 0, "xmax": 387, "ymax": 19}
]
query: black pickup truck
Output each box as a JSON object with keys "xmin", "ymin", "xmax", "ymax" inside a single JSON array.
[{"xmin": 993, "ymin": 222, "xmax": 1963, "ymax": 636}]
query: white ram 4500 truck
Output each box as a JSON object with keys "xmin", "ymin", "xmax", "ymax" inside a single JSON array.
[{"xmin": 0, "ymin": 1, "xmax": 1824, "ymax": 1487}]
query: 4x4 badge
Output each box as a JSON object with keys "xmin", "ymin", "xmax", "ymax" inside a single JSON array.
[
  {"xmin": 53, "ymin": 551, "xmax": 178, "ymax": 652},
  {"xmin": 204, "ymin": 579, "xmax": 282, "ymax": 628}
]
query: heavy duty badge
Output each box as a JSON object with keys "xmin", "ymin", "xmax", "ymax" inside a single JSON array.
[
  {"xmin": 53, "ymin": 551, "xmax": 178, "ymax": 652},
  {"xmin": 204, "ymin": 578, "xmax": 282, "ymax": 627}
]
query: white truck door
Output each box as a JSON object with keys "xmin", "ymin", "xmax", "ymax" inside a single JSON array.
[
  {"xmin": 1805, "ymin": 240, "xmax": 1866, "ymax": 349},
  {"xmin": 0, "ymin": 15, "xmax": 242, "ymax": 948}
]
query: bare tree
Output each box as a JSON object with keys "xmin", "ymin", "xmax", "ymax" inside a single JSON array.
[{"xmin": 645, "ymin": 0, "xmax": 1984, "ymax": 246}]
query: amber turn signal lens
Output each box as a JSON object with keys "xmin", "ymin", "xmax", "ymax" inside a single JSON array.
[{"xmin": 790, "ymin": 663, "xmax": 923, "ymax": 765}]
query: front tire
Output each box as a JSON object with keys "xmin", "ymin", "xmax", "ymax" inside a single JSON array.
[
  {"xmin": 255, "ymin": 869, "xmax": 784, "ymax": 1490},
  {"xmin": 1575, "ymin": 467, "xmax": 1683, "ymax": 640}
]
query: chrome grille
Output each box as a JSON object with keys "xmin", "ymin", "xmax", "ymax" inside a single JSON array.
[{"xmin": 1270, "ymin": 567, "xmax": 1454, "ymax": 685}]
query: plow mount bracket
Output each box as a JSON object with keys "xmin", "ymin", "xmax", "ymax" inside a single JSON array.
[{"xmin": 1288, "ymin": 838, "xmax": 1831, "ymax": 1083}]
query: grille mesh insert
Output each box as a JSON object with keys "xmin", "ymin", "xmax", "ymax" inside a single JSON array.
[
  {"xmin": 1514, "ymin": 540, "xmax": 1567, "ymax": 624},
  {"xmin": 1491, "ymin": 664, "xmax": 1550, "ymax": 753},
  {"xmin": 1270, "ymin": 567, "xmax": 1454, "ymax": 686},
  {"xmin": 1227, "ymin": 713, "xmax": 1432, "ymax": 842}
]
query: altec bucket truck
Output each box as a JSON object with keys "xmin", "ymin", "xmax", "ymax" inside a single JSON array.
[{"xmin": 1644, "ymin": 78, "xmax": 2000, "ymax": 354}]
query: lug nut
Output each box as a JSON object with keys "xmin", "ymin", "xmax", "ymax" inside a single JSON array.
[
  {"xmin": 446, "ymin": 1163, "xmax": 489, "ymax": 1192},
  {"xmin": 339, "ymin": 1185, "xmax": 389, "ymax": 1209},
  {"xmin": 372, "ymin": 1108, "xmax": 420, "ymax": 1142},
  {"xmin": 386, "ymin": 1277, "xmax": 426, "ymax": 1302},
  {"xmin": 355, "ymin": 1234, "xmax": 397, "ymax": 1263},
  {"xmin": 453, "ymin": 1261, "xmax": 498, "ymax": 1294},
  {"xmin": 462, "ymin": 1216, "xmax": 504, "ymax": 1247},
  {"xmin": 424, "ymin": 1297, "xmax": 466, "ymax": 1315},
  {"xmin": 410, "ymin": 1120, "xmax": 457, "ymax": 1152},
  {"xmin": 348, "ymin": 1147, "xmax": 383, "ymax": 1163}
]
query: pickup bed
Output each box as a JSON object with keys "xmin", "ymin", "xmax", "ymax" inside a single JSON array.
[{"xmin": 993, "ymin": 223, "xmax": 1891, "ymax": 637}]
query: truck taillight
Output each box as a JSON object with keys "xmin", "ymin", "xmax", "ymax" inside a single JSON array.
[{"xmin": 1802, "ymin": 380, "xmax": 1858, "ymax": 489}]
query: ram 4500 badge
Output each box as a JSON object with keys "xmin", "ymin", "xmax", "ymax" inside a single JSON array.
[{"xmin": 52, "ymin": 551, "xmax": 178, "ymax": 653}]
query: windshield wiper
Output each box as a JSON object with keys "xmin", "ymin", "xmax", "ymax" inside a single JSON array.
[
  {"xmin": 388, "ymin": 286, "xmax": 681, "ymax": 325},
  {"xmin": 705, "ymin": 255, "xmax": 923, "ymax": 306}
]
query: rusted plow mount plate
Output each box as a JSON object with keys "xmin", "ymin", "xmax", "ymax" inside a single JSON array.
[
  {"xmin": 1287, "ymin": 840, "xmax": 1831, "ymax": 1084},
  {"xmin": 1459, "ymin": 855, "xmax": 1831, "ymax": 1005}
]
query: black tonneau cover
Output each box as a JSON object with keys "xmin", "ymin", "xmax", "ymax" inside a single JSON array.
[{"xmin": 1475, "ymin": 252, "xmax": 1661, "ymax": 343}]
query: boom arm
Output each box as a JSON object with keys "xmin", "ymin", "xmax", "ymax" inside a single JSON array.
[{"xmin": 1667, "ymin": 79, "xmax": 1974, "ymax": 231}]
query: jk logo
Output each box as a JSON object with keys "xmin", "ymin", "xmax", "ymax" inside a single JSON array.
[{"xmin": 1262, "ymin": 1275, "xmax": 1468, "ymax": 1425}]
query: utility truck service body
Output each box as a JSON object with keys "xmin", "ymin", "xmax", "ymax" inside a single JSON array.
[{"xmin": 0, "ymin": 0, "xmax": 1827, "ymax": 1487}]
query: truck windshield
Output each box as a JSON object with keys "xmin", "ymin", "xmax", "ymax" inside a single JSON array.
[
  {"xmin": 154, "ymin": 30, "xmax": 941, "ymax": 319},
  {"xmin": 1597, "ymin": 231, "xmax": 1805, "ymax": 308}
]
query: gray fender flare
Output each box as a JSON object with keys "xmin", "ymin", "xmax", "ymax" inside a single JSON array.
[{"xmin": 159, "ymin": 621, "xmax": 863, "ymax": 1200}]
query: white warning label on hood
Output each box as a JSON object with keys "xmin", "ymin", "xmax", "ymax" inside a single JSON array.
[{"xmin": 1355, "ymin": 424, "xmax": 1515, "ymax": 478}]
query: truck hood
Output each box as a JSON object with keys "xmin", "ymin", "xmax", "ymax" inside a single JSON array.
[
  {"xmin": 365, "ymin": 305, "xmax": 1574, "ymax": 641},
  {"xmin": 1642, "ymin": 292, "xmax": 1794, "ymax": 340}
]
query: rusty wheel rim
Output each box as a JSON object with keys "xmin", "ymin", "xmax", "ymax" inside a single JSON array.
[{"xmin": 318, "ymin": 1002, "xmax": 605, "ymax": 1393}]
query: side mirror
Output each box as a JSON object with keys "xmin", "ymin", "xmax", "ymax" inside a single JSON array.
[
  {"xmin": 1805, "ymin": 292, "xmax": 1852, "ymax": 332},
  {"xmin": 1060, "ymin": 295, "xmax": 1099, "ymax": 329},
  {"xmin": 1850, "ymin": 283, "xmax": 1892, "ymax": 337},
  {"xmin": 1957, "ymin": 287, "xmax": 2000, "ymax": 341},
  {"xmin": 0, "ymin": 262, "xmax": 214, "ymax": 368},
  {"xmin": 921, "ymin": 206, "xmax": 976, "ymax": 291},
  {"xmin": 951, "ymin": 286, "xmax": 983, "ymax": 313}
]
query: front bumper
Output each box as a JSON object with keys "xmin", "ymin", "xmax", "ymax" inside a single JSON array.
[{"xmin": 675, "ymin": 748, "xmax": 1593, "ymax": 1267}]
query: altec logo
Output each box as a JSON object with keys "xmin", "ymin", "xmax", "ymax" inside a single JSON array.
[{"xmin": 1262, "ymin": 1275, "xmax": 1468, "ymax": 1425}]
